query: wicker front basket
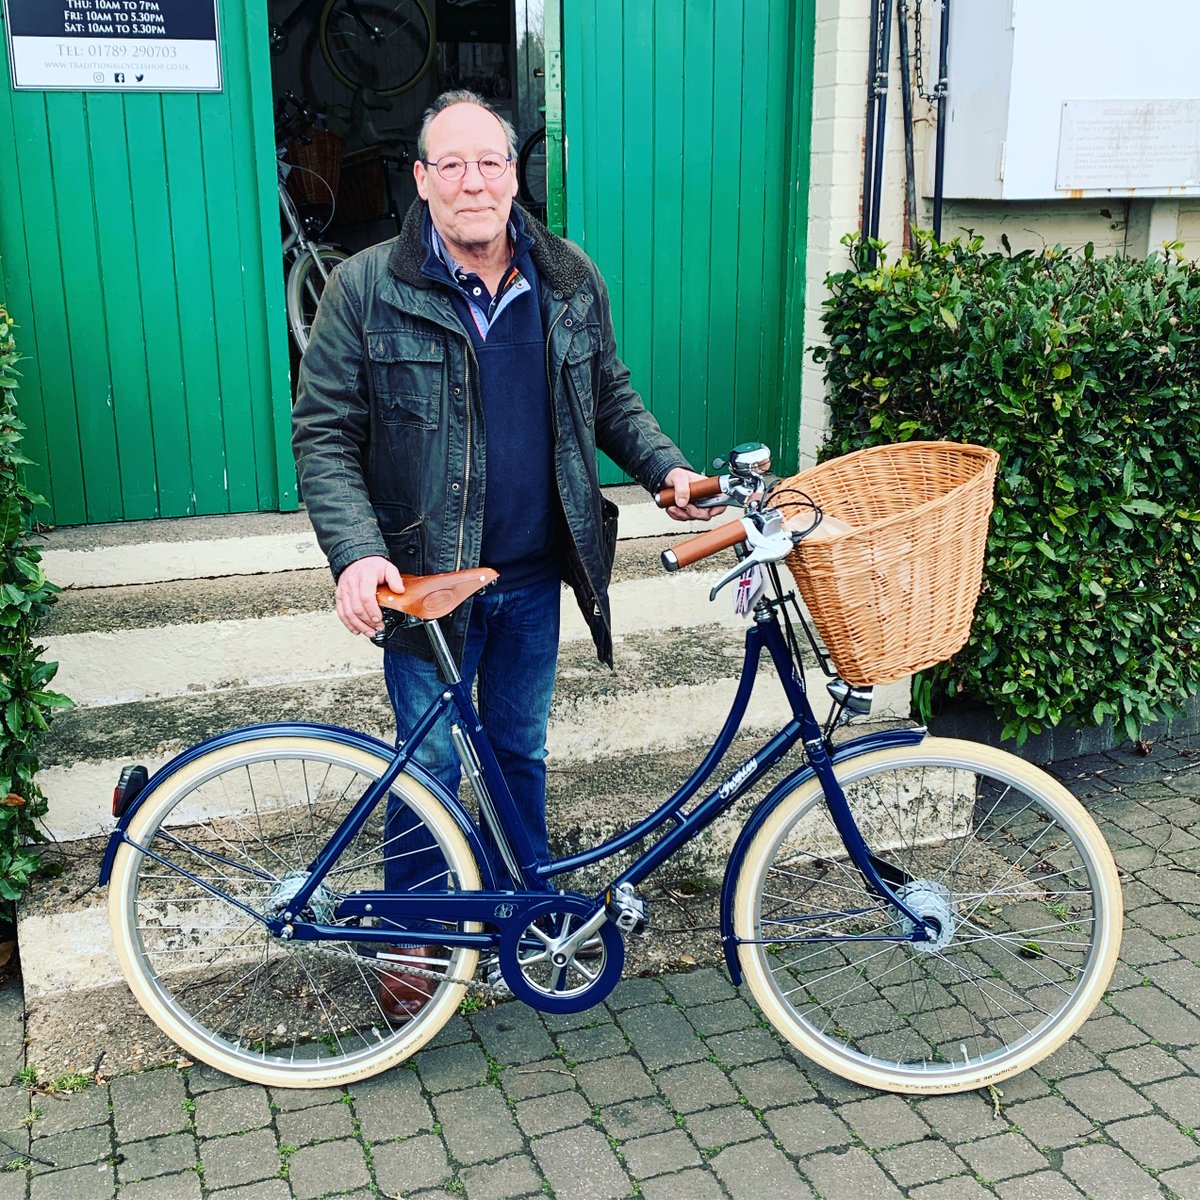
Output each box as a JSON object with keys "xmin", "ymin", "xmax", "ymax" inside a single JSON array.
[{"xmin": 769, "ymin": 441, "xmax": 999, "ymax": 687}]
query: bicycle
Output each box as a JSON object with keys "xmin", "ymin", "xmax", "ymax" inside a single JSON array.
[
  {"xmin": 270, "ymin": 0, "xmax": 435, "ymax": 98},
  {"xmin": 101, "ymin": 440, "xmax": 1122, "ymax": 1093},
  {"xmin": 276, "ymin": 93, "xmax": 350, "ymax": 354}
]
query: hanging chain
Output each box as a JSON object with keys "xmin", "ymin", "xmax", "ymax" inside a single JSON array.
[
  {"xmin": 872, "ymin": 0, "xmax": 890, "ymax": 95},
  {"xmin": 912, "ymin": 0, "xmax": 947, "ymax": 103}
]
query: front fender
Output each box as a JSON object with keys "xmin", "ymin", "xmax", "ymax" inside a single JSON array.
[
  {"xmin": 719, "ymin": 726, "xmax": 926, "ymax": 985},
  {"xmin": 98, "ymin": 721, "xmax": 496, "ymax": 890}
]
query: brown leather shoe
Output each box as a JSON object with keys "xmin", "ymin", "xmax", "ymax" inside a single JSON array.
[{"xmin": 378, "ymin": 945, "xmax": 444, "ymax": 1023}]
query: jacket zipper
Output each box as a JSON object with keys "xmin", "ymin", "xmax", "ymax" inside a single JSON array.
[{"xmin": 455, "ymin": 346, "xmax": 477, "ymax": 571}]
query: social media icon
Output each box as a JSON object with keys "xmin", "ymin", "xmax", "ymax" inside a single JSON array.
[
  {"xmin": 114, "ymin": 72, "xmax": 125, "ymax": 82},
  {"xmin": 135, "ymin": 74, "xmax": 144, "ymax": 82},
  {"xmin": 93, "ymin": 72, "xmax": 104, "ymax": 82}
]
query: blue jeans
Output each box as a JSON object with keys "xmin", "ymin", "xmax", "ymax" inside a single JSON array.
[{"xmin": 383, "ymin": 576, "xmax": 560, "ymax": 892}]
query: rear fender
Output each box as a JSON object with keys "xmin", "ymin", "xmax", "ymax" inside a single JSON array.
[{"xmin": 98, "ymin": 721, "xmax": 495, "ymax": 889}]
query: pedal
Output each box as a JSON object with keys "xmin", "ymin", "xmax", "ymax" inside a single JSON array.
[
  {"xmin": 827, "ymin": 678, "xmax": 873, "ymax": 715},
  {"xmin": 606, "ymin": 883, "xmax": 649, "ymax": 934}
]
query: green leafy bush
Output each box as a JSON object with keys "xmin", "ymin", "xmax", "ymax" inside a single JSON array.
[
  {"xmin": 0, "ymin": 306, "xmax": 68, "ymax": 900},
  {"xmin": 813, "ymin": 232, "xmax": 1200, "ymax": 744}
]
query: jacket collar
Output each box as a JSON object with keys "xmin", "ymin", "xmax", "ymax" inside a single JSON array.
[{"xmin": 389, "ymin": 199, "xmax": 589, "ymax": 297}]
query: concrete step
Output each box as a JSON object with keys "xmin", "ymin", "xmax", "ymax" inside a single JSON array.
[{"xmin": 23, "ymin": 493, "xmax": 913, "ymax": 1068}]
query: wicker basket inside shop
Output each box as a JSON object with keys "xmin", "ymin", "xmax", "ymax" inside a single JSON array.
[
  {"xmin": 768, "ymin": 441, "xmax": 1000, "ymax": 686},
  {"xmin": 284, "ymin": 128, "xmax": 344, "ymax": 209}
]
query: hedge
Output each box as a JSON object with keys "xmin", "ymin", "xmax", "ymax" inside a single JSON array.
[
  {"xmin": 0, "ymin": 306, "xmax": 68, "ymax": 900},
  {"xmin": 812, "ymin": 232, "xmax": 1200, "ymax": 744}
]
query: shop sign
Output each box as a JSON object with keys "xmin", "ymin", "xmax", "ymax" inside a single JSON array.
[{"xmin": 3, "ymin": 0, "xmax": 222, "ymax": 92}]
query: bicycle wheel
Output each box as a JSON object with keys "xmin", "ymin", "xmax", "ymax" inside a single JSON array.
[
  {"xmin": 108, "ymin": 731, "xmax": 483, "ymax": 1088},
  {"xmin": 518, "ymin": 126, "xmax": 547, "ymax": 212},
  {"xmin": 732, "ymin": 737, "xmax": 1122, "ymax": 1094},
  {"xmin": 285, "ymin": 244, "xmax": 348, "ymax": 354},
  {"xmin": 318, "ymin": 0, "xmax": 435, "ymax": 97}
]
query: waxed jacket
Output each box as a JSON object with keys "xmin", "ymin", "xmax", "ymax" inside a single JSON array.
[{"xmin": 292, "ymin": 200, "xmax": 687, "ymax": 666}]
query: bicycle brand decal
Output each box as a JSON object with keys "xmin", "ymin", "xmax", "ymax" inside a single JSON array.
[
  {"xmin": 734, "ymin": 564, "xmax": 764, "ymax": 616},
  {"xmin": 493, "ymin": 903, "xmax": 516, "ymax": 919},
  {"xmin": 718, "ymin": 758, "xmax": 758, "ymax": 799}
]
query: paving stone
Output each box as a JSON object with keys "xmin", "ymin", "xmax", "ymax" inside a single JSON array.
[
  {"xmin": 515, "ymin": 1090, "xmax": 593, "ymax": 1137},
  {"xmin": 795, "ymin": 1060, "xmax": 872, "ymax": 1104},
  {"xmin": 197, "ymin": 1128, "xmax": 279, "ymax": 1192},
  {"xmin": 208, "ymin": 1183, "xmax": 292, "ymax": 1200},
  {"xmin": 605, "ymin": 978, "xmax": 669, "ymax": 1011},
  {"xmin": 117, "ymin": 1134, "xmax": 198, "ymax": 1183},
  {"xmin": 540, "ymin": 1008, "xmax": 596, "ymax": 1034},
  {"xmin": 1111, "ymin": 986, "xmax": 1200, "ymax": 1045},
  {"xmin": 1060, "ymin": 1143, "xmax": 1162, "ymax": 1200},
  {"xmin": 704, "ymin": 1027, "xmax": 782, "ymax": 1068},
  {"xmin": 268, "ymin": 1086, "xmax": 343, "ymax": 1112},
  {"xmin": 372, "ymin": 1134, "xmax": 452, "ymax": 1196},
  {"xmin": 194, "ymin": 1085, "xmax": 273, "ymax": 1139},
  {"xmin": 682, "ymin": 1104, "xmax": 763, "ymax": 1150},
  {"xmin": 1159, "ymin": 1163, "xmax": 1200, "ymax": 1200},
  {"xmin": 497, "ymin": 1060, "xmax": 577, "ymax": 1102},
  {"xmin": 958, "ymin": 1131, "xmax": 1049, "ymax": 1183},
  {"xmin": 555, "ymin": 1022, "xmax": 629, "ymax": 1064},
  {"xmin": 599, "ymin": 1098, "xmax": 677, "ymax": 1140},
  {"xmin": 877, "ymin": 1141, "xmax": 968, "ymax": 1189},
  {"xmin": 1076, "ymin": 1014, "xmax": 1147, "ymax": 1054},
  {"xmin": 459, "ymin": 1154, "xmax": 544, "ymax": 1200},
  {"xmin": 622, "ymin": 1129, "xmax": 701, "ymax": 1179},
  {"xmin": 110, "ymin": 1071, "xmax": 190, "ymax": 1143},
  {"xmin": 468, "ymin": 1004, "xmax": 555, "ymax": 1066},
  {"xmin": 1035, "ymin": 1038, "xmax": 1104, "ymax": 1080},
  {"xmin": 1107, "ymin": 1113, "xmax": 1200, "ymax": 1170},
  {"xmin": 1145, "ymin": 1074, "xmax": 1200, "ymax": 1126},
  {"xmin": 729, "ymin": 1059, "xmax": 815, "ymax": 1110},
  {"xmin": 416, "ymin": 1042, "xmax": 489, "ymax": 1093},
  {"xmin": 572, "ymin": 1054, "xmax": 654, "ymax": 1105},
  {"xmin": 426, "ymin": 1014, "xmax": 473, "ymax": 1048},
  {"xmin": 801, "ymin": 1146, "xmax": 903, "ymax": 1200},
  {"xmin": 1154, "ymin": 960, "xmax": 1200, "ymax": 1013},
  {"xmin": 907, "ymin": 1178, "xmax": 993, "ymax": 1200},
  {"xmin": 29, "ymin": 1087, "xmax": 109, "ymax": 1139},
  {"xmin": 29, "ymin": 1162, "xmax": 116, "ymax": 1199},
  {"xmin": 1005, "ymin": 1096, "xmax": 1096, "ymax": 1149},
  {"xmin": 1057, "ymin": 1069, "xmax": 1153, "ymax": 1122},
  {"xmin": 915, "ymin": 1092, "xmax": 1004, "ymax": 1143},
  {"xmin": 287, "ymin": 1136, "xmax": 371, "ymax": 1200},
  {"xmin": 654, "ymin": 1061, "xmax": 737, "ymax": 1114},
  {"xmin": 839, "ymin": 1095, "xmax": 930, "ymax": 1149},
  {"xmin": 709, "ymin": 1139, "xmax": 813, "ymax": 1200},
  {"xmin": 121, "ymin": 1172, "xmax": 204, "ymax": 1199},
  {"xmin": 1128, "ymin": 908, "xmax": 1200, "ymax": 942},
  {"xmin": 275, "ymin": 1099, "xmax": 355, "ymax": 1146},
  {"xmin": 616, "ymin": 1006, "xmax": 704, "ymax": 1071},
  {"xmin": 532, "ymin": 1126, "xmax": 630, "ymax": 1200},
  {"xmin": 762, "ymin": 1101, "xmax": 853, "ymax": 1156},
  {"xmin": 639, "ymin": 1167, "xmax": 726, "ymax": 1200},
  {"xmin": 352, "ymin": 1068, "xmax": 435, "ymax": 1143},
  {"xmin": 181, "ymin": 1065, "xmax": 239, "ymax": 1095},
  {"xmin": 687, "ymin": 998, "xmax": 757, "ymax": 1037},
  {"xmin": 662, "ymin": 969, "xmax": 739, "ymax": 1008},
  {"xmin": 0, "ymin": 1170, "xmax": 24, "ymax": 1200},
  {"xmin": 993, "ymin": 1173, "xmax": 1085, "ymax": 1200},
  {"xmin": 990, "ymin": 1069, "xmax": 1053, "ymax": 1105},
  {"xmin": 1106, "ymin": 1042, "xmax": 1187, "ymax": 1085},
  {"xmin": 28, "ymin": 1123, "xmax": 112, "ymax": 1175},
  {"xmin": 433, "ymin": 1086, "xmax": 522, "ymax": 1165}
]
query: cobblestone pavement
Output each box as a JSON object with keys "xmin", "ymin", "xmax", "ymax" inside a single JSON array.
[{"xmin": 0, "ymin": 736, "xmax": 1198, "ymax": 1199}]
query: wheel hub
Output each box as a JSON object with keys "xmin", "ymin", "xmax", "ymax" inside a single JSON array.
[
  {"xmin": 267, "ymin": 872, "xmax": 337, "ymax": 925},
  {"xmin": 895, "ymin": 879, "xmax": 956, "ymax": 953}
]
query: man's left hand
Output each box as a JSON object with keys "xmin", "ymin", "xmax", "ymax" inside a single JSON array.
[{"xmin": 661, "ymin": 466, "xmax": 727, "ymax": 522}]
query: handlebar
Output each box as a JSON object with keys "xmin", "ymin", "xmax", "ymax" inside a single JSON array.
[
  {"xmin": 654, "ymin": 474, "xmax": 727, "ymax": 509},
  {"xmin": 661, "ymin": 519, "xmax": 752, "ymax": 571}
]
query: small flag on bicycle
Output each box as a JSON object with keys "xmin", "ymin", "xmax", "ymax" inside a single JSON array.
[{"xmin": 734, "ymin": 564, "xmax": 764, "ymax": 616}]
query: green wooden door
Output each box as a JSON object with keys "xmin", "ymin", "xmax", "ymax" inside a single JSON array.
[
  {"xmin": 561, "ymin": 0, "xmax": 814, "ymax": 482},
  {"xmin": 0, "ymin": 1, "xmax": 293, "ymax": 524}
]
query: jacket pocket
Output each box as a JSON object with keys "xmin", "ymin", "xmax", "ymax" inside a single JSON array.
[
  {"xmin": 564, "ymin": 326, "xmax": 600, "ymax": 426},
  {"xmin": 367, "ymin": 329, "xmax": 444, "ymax": 429},
  {"xmin": 375, "ymin": 502, "xmax": 424, "ymax": 573}
]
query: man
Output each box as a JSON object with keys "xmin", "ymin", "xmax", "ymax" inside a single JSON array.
[{"xmin": 292, "ymin": 90, "xmax": 714, "ymax": 1019}]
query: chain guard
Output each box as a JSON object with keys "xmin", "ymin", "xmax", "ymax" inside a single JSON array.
[{"xmin": 496, "ymin": 897, "xmax": 624, "ymax": 1014}]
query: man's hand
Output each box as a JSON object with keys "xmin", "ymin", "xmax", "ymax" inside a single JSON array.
[
  {"xmin": 336, "ymin": 555, "xmax": 404, "ymax": 636},
  {"xmin": 661, "ymin": 466, "xmax": 727, "ymax": 522}
]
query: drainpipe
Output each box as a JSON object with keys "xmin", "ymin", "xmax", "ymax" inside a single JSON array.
[
  {"xmin": 897, "ymin": 2, "xmax": 918, "ymax": 249},
  {"xmin": 931, "ymin": 0, "xmax": 950, "ymax": 241}
]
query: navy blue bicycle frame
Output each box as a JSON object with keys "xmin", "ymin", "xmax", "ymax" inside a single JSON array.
[{"xmin": 273, "ymin": 594, "xmax": 933, "ymax": 947}]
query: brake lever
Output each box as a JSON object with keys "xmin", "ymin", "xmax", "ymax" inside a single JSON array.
[{"xmin": 707, "ymin": 515, "xmax": 795, "ymax": 601}]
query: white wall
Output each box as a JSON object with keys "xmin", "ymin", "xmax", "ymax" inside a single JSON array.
[{"xmin": 800, "ymin": 0, "xmax": 1200, "ymax": 466}]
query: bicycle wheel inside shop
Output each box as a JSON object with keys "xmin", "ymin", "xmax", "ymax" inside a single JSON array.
[{"xmin": 266, "ymin": 0, "xmax": 549, "ymax": 261}]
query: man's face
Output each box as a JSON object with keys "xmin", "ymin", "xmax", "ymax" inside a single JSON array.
[{"xmin": 414, "ymin": 103, "xmax": 517, "ymax": 258}]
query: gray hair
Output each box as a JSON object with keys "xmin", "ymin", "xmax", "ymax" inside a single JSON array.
[{"xmin": 417, "ymin": 89, "xmax": 518, "ymax": 161}]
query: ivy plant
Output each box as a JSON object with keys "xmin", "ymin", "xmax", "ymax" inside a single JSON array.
[
  {"xmin": 0, "ymin": 306, "xmax": 68, "ymax": 900},
  {"xmin": 813, "ymin": 232, "xmax": 1200, "ymax": 744}
]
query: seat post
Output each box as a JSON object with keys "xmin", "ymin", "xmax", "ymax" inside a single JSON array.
[{"xmin": 424, "ymin": 619, "xmax": 462, "ymax": 686}]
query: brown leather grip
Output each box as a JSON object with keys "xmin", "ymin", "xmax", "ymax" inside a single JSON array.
[
  {"xmin": 662, "ymin": 519, "xmax": 750, "ymax": 571},
  {"xmin": 655, "ymin": 474, "xmax": 726, "ymax": 509}
]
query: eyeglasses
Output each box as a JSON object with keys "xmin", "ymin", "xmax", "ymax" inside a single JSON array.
[{"xmin": 422, "ymin": 154, "xmax": 513, "ymax": 181}]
